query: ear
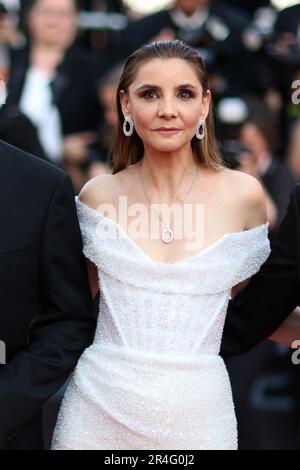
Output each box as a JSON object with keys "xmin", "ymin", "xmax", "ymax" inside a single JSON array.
[
  {"xmin": 201, "ymin": 90, "xmax": 211, "ymax": 120},
  {"xmin": 119, "ymin": 89, "xmax": 131, "ymax": 119}
]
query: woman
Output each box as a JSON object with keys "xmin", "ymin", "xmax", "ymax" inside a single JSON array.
[{"xmin": 51, "ymin": 40, "xmax": 271, "ymax": 450}]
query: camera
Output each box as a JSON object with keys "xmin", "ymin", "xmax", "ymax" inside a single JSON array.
[{"xmin": 220, "ymin": 140, "xmax": 253, "ymax": 169}]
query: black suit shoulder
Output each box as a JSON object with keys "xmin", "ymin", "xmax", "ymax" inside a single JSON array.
[
  {"xmin": 0, "ymin": 139, "xmax": 71, "ymax": 228},
  {"xmin": 0, "ymin": 139, "xmax": 65, "ymax": 187}
]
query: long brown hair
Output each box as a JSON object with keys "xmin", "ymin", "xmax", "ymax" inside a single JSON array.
[{"xmin": 112, "ymin": 39, "xmax": 223, "ymax": 174}]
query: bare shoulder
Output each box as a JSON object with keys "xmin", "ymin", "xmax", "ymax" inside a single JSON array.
[
  {"xmin": 78, "ymin": 174, "xmax": 122, "ymax": 209},
  {"xmin": 224, "ymin": 167, "xmax": 265, "ymax": 198},
  {"xmin": 222, "ymin": 168, "xmax": 268, "ymax": 228}
]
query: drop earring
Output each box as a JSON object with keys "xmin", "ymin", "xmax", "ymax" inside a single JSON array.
[
  {"xmin": 196, "ymin": 119, "xmax": 205, "ymax": 140},
  {"xmin": 123, "ymin": 116, "xmax": 134, "ymax": 137}
]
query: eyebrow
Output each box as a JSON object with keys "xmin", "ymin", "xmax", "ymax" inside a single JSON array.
[{"xmin": 135, "ymin": 83, "xmax": 198, "ymax": 92}]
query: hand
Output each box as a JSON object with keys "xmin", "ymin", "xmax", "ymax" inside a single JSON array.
[{"xmin": 63, "ymin": 132, "xmax": 97, "ymax": 165}]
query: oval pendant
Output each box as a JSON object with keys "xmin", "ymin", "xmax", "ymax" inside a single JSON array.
[{"xmin": 161, "ymin": 228, "xmax": 174, "ymax": 244}]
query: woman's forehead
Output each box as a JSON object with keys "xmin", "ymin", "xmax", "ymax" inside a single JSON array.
[{"xmin": 131, "ymin": 58, "xmax": 201, "ymax": 87}]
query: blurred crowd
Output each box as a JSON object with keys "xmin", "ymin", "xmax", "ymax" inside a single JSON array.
[{"xmin": 1, "ymin": 0, "xmax": 300, "ymax": 450}]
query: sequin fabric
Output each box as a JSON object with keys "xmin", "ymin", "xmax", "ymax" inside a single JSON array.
[{"xmin": 51, "ymin": 197, "xmax": 271, "ymax": 450}]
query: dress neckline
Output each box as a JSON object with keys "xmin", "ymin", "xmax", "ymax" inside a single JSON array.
[{"xmin": 76, "ymin": 196, "xmax": 269, "ymax": 267}]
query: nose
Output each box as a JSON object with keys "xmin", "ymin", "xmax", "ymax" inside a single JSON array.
[{"xmin": 157, "ymin": 97, "xmax": 178, "ymax": 119}]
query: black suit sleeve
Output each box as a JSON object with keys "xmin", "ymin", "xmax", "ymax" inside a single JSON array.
[
  {"xmin": 220, "ymin": 184, "xmax": 300, "ymax": 359},
  {"xmin": 0, "ymin": 173, "xmax": 96, "ymax": 448}
]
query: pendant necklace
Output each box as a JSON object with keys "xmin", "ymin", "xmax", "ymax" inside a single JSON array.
[{"xmin": 139, "ymin": 162, "xmax": 199, "ymax": 244}]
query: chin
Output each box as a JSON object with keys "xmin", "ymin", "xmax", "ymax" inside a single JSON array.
[
  {"xmin": 149, "ymin": 139, "xmax": 186, "ymax": 152},
  {"xmin": 152, "ymin": 144, "xmax": 183, "ymax": 153}
]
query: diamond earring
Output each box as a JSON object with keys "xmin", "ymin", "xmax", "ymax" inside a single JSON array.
[
  {"xmin": 196, "ymin": 119, "xmax": 205, "ymax": 140},
  {"xmin": 123, "ymin": 116, "xmax": 134, "ymax": 137}
]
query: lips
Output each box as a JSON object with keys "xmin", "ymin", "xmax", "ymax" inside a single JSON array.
[{"xmin": 154, "ymin": 128, "xmax": 181, "ymax": 131}]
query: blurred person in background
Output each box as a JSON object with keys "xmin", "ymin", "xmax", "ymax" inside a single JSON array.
[
  {"xmin": 108, "ymin": 0, "xmax": 255, "ymax": 99},
  {"xmin": 0, "ymin": 3, "xmax": 45, "ymax": 157},
  {"xmin": 0, "ymin": 1, "xmax": 24, "ymax": 81},
  {"xmin": 270, "ymin": 3, "xmax": 300, "ymax": 152},
  {"xmin": 238, "ymin": 100, "xmax": 296, "ymax": 235},
  {"xmin": 274, "ymin": 3, "xmax": 300, "ymax": 55},
  {"xmin": 287, "ymin": 117, "xmax": 300, "ymax": 181},
  {"xmin": 218, "ymin": 96, "xmax": 300, "ymax": 450},
  {"xmin": 6, "ymin": 0, "xmax": 107, "ymax": 193},
  {"xmin": 77, "ymin": 0, "xmax": 129, "ymax": 57},
  {"xmin": 86, "ymin": 63, "xmax": 124, "ymax": 179},
  {"xmin": 223, "ymin": 0, "xmax": 272, "ymax": 17}
]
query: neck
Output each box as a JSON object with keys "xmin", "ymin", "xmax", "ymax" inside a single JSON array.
[
  {"xmin": 138, "ymin": 145, "xmax": 200, "ymax": 203},
  {"xmin": 30, "ymin": 43, "xmax": 64, "ymax": 75},
  {"xmin": 32, "ymin": 41, "xmax": 64, "ymax": 52}
]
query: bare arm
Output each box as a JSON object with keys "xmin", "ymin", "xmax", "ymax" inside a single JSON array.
[
  {"xmin": 230, "ymin": 171, "xmax": 268, "ymax": 299},
  {"xmin": 237, "ymin": 160, "xmax": 278, "ymax": 227},
  {"xmin": 264, "ymin": 186, "xmax": 278, "ymax": 229}
]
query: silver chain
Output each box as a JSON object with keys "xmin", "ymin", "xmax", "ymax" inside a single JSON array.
[{"xmin": 139, "ymin": 162, "xmax": 199, "ymax": 243}]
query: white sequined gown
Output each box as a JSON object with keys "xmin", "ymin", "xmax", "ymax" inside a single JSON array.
[{"xmin": 51, "ymin": 197, "xmax": 271, "ymax": 450}]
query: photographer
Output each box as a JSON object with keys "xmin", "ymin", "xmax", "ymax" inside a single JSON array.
[
  {"xmin": 108, "ymin": 0, "xmax": 253, "ymax": 98},
  {"xmin": 270, "ymin": 4, "xmax": 300, "ymax": 146}
]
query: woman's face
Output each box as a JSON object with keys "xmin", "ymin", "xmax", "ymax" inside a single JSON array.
[
  {"xmin": 120, "ymin": 58, "xmax": 210, "ymax": 154},
  {"xmin": 28, "ymin": 0, "xmax": 78, "ymax": 49}
]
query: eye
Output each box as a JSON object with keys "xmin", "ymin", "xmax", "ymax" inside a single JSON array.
[
  {"xmin": 178, "ymin": 90, "xmax": 194, "ymax": 99},
  {"xmin": 141, "ymin": 90, "xmax": 159, "ymax": 99}
]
